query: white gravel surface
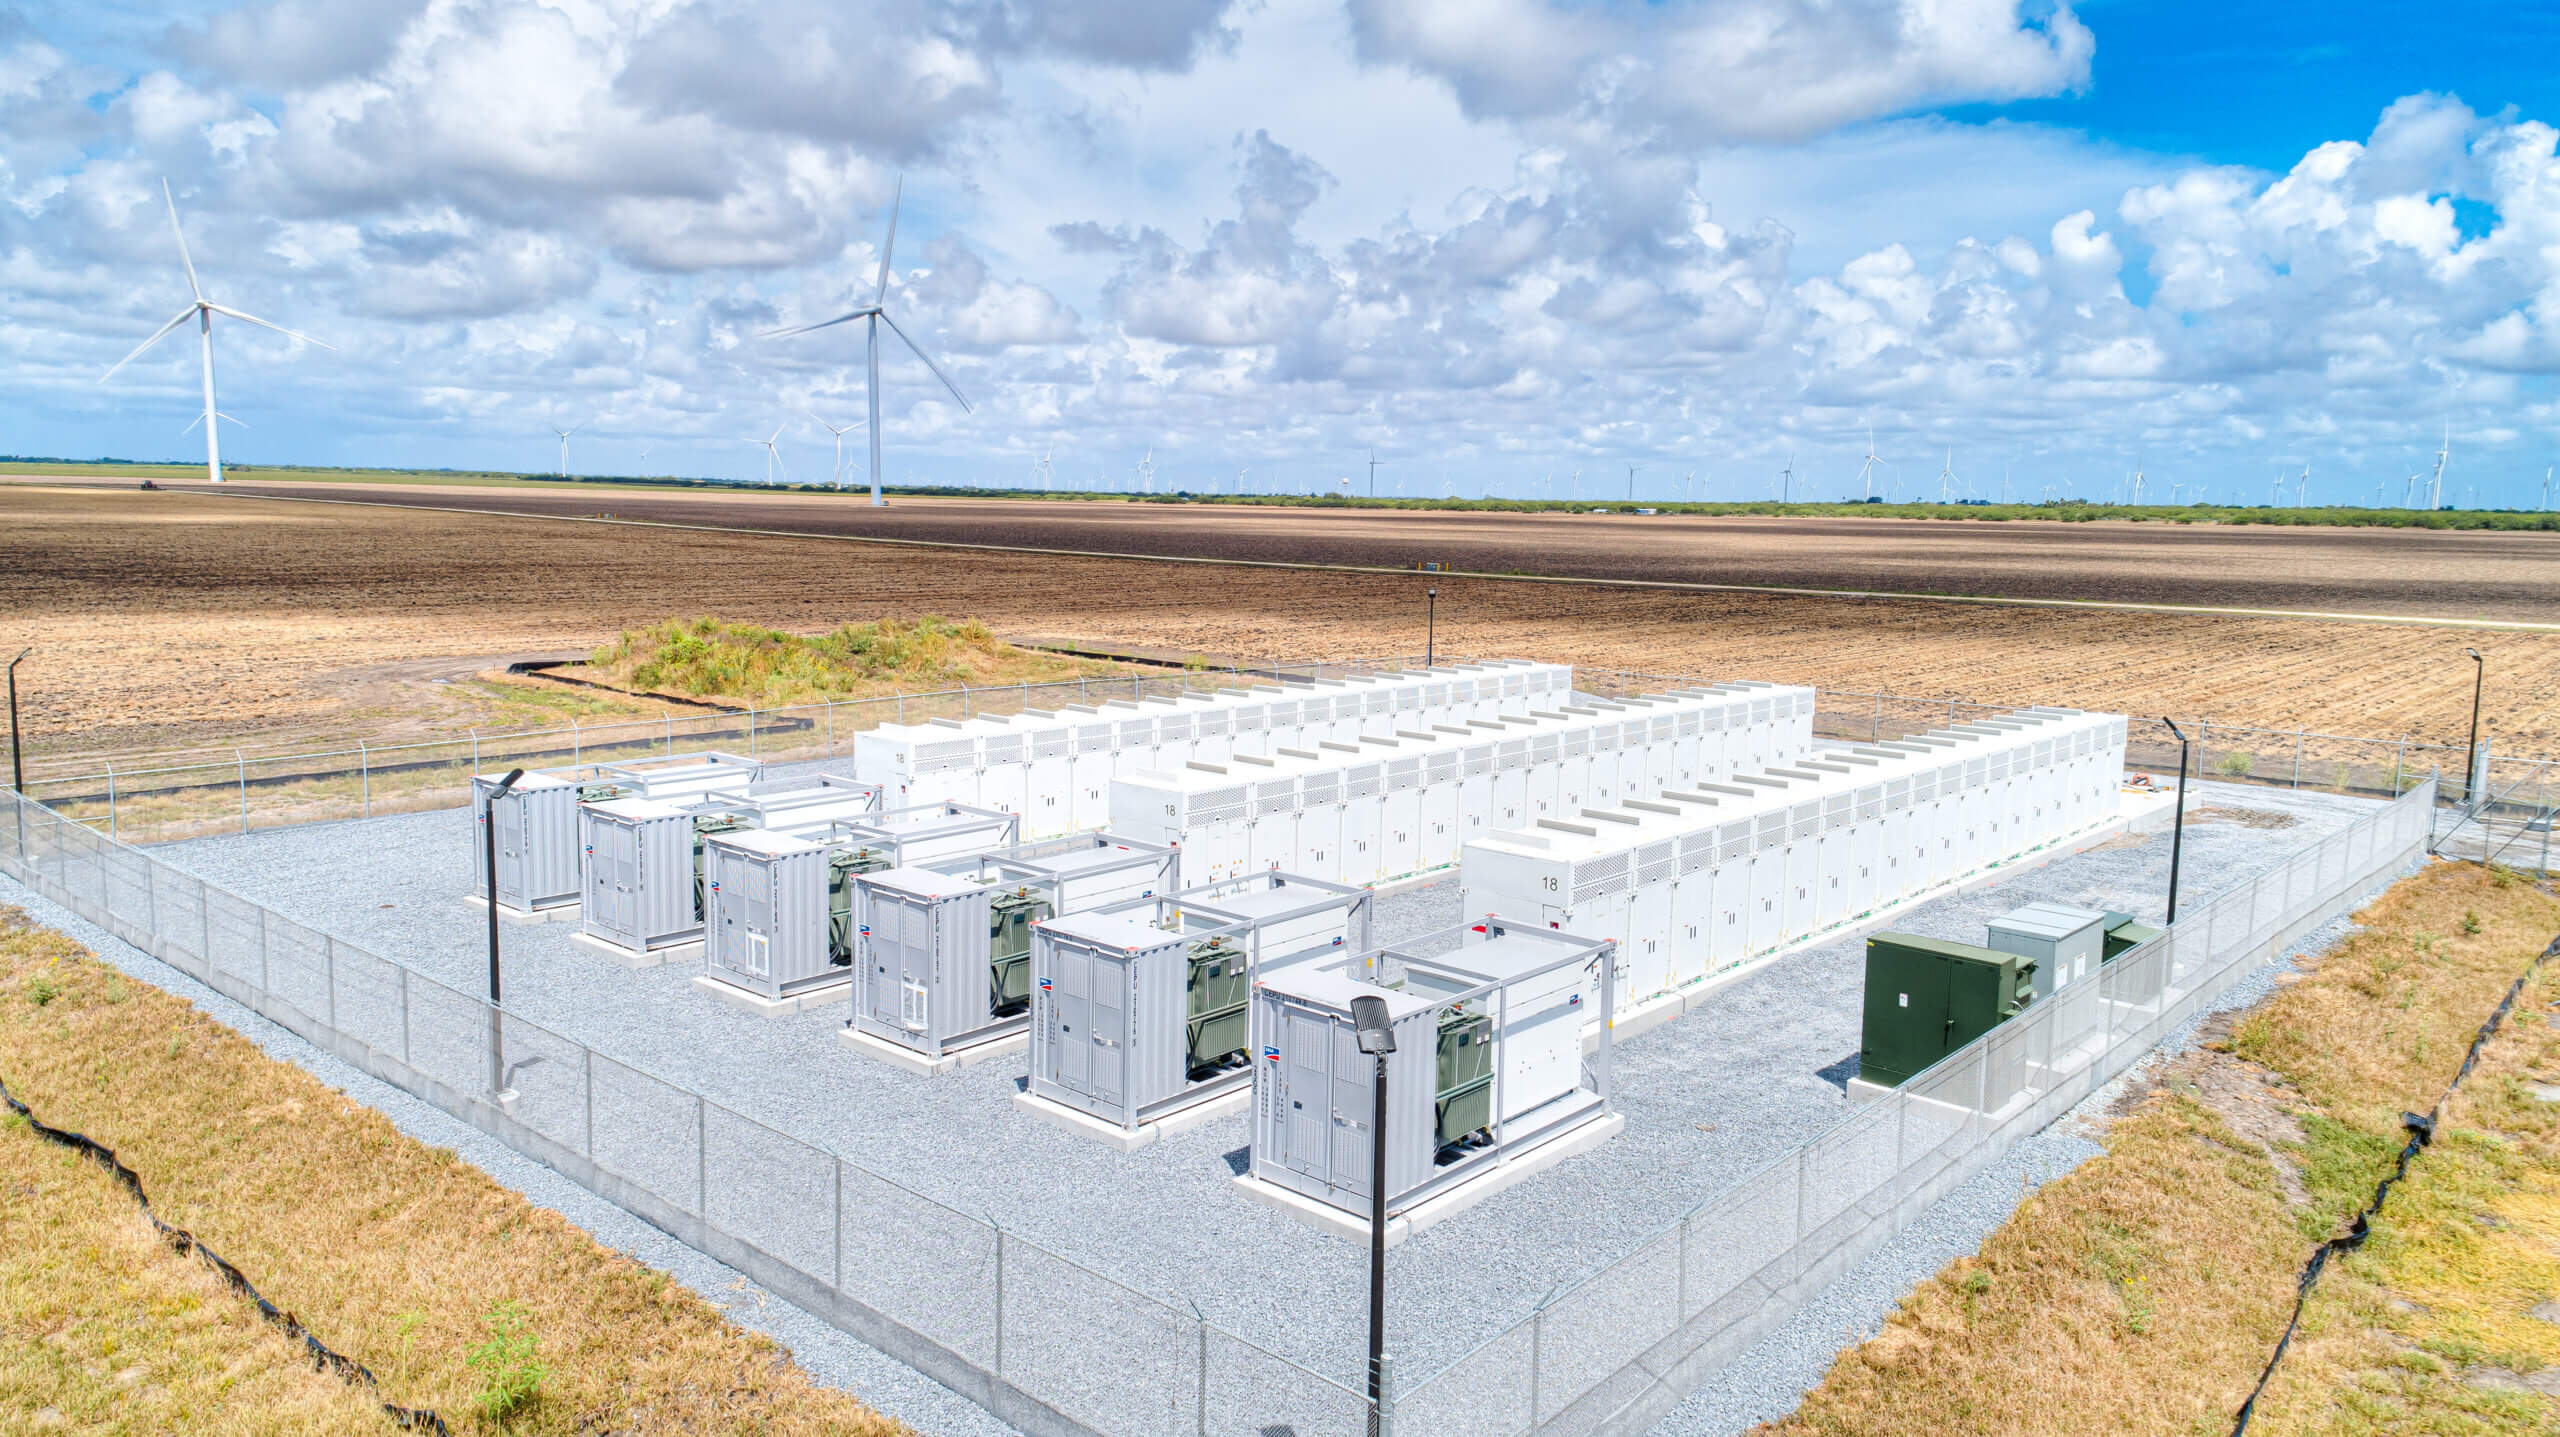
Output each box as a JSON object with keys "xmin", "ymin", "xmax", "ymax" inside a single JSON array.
[{"xmin": 5, "ymin": 774, "xmax": 2399, "ymax": 1434}]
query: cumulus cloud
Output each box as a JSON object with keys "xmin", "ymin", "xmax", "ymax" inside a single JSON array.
[
  {"xmin": 1348, "ymin": 0, "xmax": 2094, "ymax": 144},
  {"xmin": 169, "ymin": 0, "xmax": 430, "ymax": 90}
]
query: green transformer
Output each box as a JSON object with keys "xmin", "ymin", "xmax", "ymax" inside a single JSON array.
[
  {"xmin": 987, "ymin": 888, "xmax": 1051, "ymax": 1017},
  {"xmin": 1183, "ymin": 935, "xmax": 1251, "ymax": 1078},
  {"xmin": 1434, "ymin": 1007, "xmax": 1495, "ymax": 1152},
  {"xmin": 1859, "ymin": 933, "xmax": 2036, "ymax": 1088},
  {"xmin": 827, "ymin": 846, "xmax": 892, "ymax": 967},
  {"xmin": 2099, "ymin": 911, "xmax": 2164, "ymax": 962}
]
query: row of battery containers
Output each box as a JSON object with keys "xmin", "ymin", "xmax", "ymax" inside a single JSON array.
[
  {"xmin": 1106, "ymin": 681, "xmax": 1819, "ymax": 893},
  {"xmin": 1458, "ymin": 707, "xmax": 2132, "ymax": 1019},
  {"xmin": 1025, "ymin": 871, "xmax": 1375, "ymax": 1132},
  {"xmin": 1245, "ymin": 919, "xmax": 1618, "ymax": 1219},
  {"xmin": 576, "ymin": 773, "xmax": 899, "ymax": 956},
  {"xmin": 474, "ymin": 751, "xmax": 769, "ymax": 914},
  {"xmin": 850, "ymin": 660, "xmax": 1577, "ymax": 842}
]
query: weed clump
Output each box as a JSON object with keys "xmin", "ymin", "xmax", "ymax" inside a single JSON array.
[{"xmin": 466, "ymin": 1299, "xmax": 547, "ymax": 1422}]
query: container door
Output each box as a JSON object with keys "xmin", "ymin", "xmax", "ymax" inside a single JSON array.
[
  {"xmin": 1421, "ymin": 783, "xmax": 1459, "ymax": 869},
  {"xmin": 599, "ymin": 824, "xmax": 639, "ymax": 945},
  {"xmin": 1493, "ymin": 770, "xmax": 1525, "ymax": 829},
  {"xmin": 1853, "ymin": 822, "xmax": 1882, "ymax": 914},
  {"xmin": 1525, "ymin": 765, "xmax": 1559, "ymax": 821},
  {"xmin": 1459, "ymin": 774, "xmax": 1493, "ymax": 842},
  {"xmin": 1381, "ymin": 790, "xmax": 1421, "ymax": 880},
  {"xmin": 1341, "ymin": 799, "xmax": 1381, "ymax": 886},
  {"xmin": 740, "ymin": 859, "xmax": 774, "ymax": 977},
  {"xmin": 1249, "ymin": 811, "xmax": 1296, "ymax": 874},
  {"xmin": 1783, "ymin": 841, "xmax": 1815, "ymax": 942},
  {"xmin": 1709, "ymin": 860, "xmax": 1746, "ymax": 971},
  {"xmin": 1048, "ymin": 942, "xmax": 1090, "ymax": 1093},
  {"xmin": 1088, "ymin": 953, "xmax": 1126, "ymax": 1108},
  {"xmin": 1629, "ymin": 882, "xmax": 1673, "ymax": 1004},
  {"xmin": 1281, "ymin": 1010, "xmax": 1334, "ymax": 1179},
  {"xmin": 1294, "ymin": 805, "xmax": 1339, "ymax": 881},
  {"xmin": 493, "ymin": 796, "xmax": 528, "ymax": 910},
  {"xmin": 1328, "ymin": 1022, "xmax": 1375, "ymax": 1198}
]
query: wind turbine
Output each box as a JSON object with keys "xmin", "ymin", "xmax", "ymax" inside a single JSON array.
[
  {"xmin": 2296, "ymin": 465, "xmax": 2309, "ymax": 507},
  {"xmin": 1626, "ymin": 464, "xmax": 1640, "ymax": 502},
  {"xmin": 764, "ymin": 178, "xmax": 971, "ymax": 507},
  {"xmin": 2428, "ymin": 424, "xmax": 2449, "ymax": 509},
  {"xmin": 815, "ymin": 416, "xmax": 862, "ymax": 489},
  {"xmin": 552, "ymin": 423, "xmax": 581, "ymax": 477},
  {"xmin": 1368, "ymin": 449, "xmax": 1382, "ymax": 498},
  {"xmin": 1854, "ymin": 427, "xmax": 1881, "ymax": 501},
  {"xmin": 1936, "ymin": 449, "xmax": 1957, "ymax": 505},
  {"xmin": 101, "ymin": 179, "xmax": 334, "ymax": 484},
  {"xmin": 2130, "ymin": 462, "xmax": 2145, "ymax": 506},
  {"xmin": 1138, "ymin": 448, "xmax": 1156, "ymax": 496},
  {"xmin": 2543, "ymin": 466, "xmax": 2553, "ymax": 512},
  {"xmin": 1780, "ymin": 454, "xmax": 1794, "ymax": 504},
  {"xmin": 746, "ymin": 426, "xmax": 786, "ymax": 485}
]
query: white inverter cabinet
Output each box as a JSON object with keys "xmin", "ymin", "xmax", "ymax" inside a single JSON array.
[{"xmin": 1027, "ymin": 871, "xmax": 1371, "ymax": 1135}]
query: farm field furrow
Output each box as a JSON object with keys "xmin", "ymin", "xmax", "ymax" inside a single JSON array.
[
  {"xmin": 117, "ymin": 475, "xmax": 2560, "ymax": 623},
  {"xmin": 3, "ymin": 483, "xmax": 2553, "ymax": 765}
]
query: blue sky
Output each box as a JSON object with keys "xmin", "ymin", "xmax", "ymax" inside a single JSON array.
[{"xmin": 6, "ymin": 0, "xmax": 2559, "ymax": 507}]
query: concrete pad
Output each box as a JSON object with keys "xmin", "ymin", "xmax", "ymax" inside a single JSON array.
[
  {"xmin": 1011, "ymin": 1085, "xmax": 1250, "ymax": 1152},
  {"xmin": 1844, "ymin": 1076, "xmax": 1897, "ymax": 1105},
  {"xmin": 567, "ymin": 930, "xmax": 695, "ymax": 969},
  {"xmin": 837, "ymin": 1024, "xmax": 1027, "ymax": 1077},
  {"xmin": 1232, "ymin": 1112, "xmax": 1627, "ymax": 1247},
  {"xmin": 691, "ymin": 973, "xmax": 849, "ymax": 1017},
  {"xmin": 462, "ymin": 894, "xmax": 581, "ymax": 925}
]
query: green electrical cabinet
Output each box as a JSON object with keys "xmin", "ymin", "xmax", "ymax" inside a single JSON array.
[
  {"xmin": 1434, "ymin": 1008, "xmax": 1495, "ymax": 1152},
  {"xmin": 1859, "ymin": 933, "xmax": 2036, "ymax": 1088},
  {"xmin": 2100, "ymin": 911, "xmax": 2164, "ymax": 962},
  {"xmin": 1184, "ymin": 935, "xmax": 1252, "ymax": 1077}
]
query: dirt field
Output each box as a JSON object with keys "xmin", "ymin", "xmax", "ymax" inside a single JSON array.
[
  {"xmin": 3, "ymin": 481, "xmax": 2554, "ymax": 765},
  {"xmin": 112, "ymin": 474, "xmax": 2560, "ymax": 623}
]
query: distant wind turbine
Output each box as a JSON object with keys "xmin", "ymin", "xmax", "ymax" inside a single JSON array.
[
  {"xmin": 552, "ymin": 423, "xmax": 581, "ymax": 477},
  {"xmin": 1855, "ymin": 428, "xmax": 1881, "ymax": 501},
  {"xmin": 1936, "ymin": 449, "xmax": 1957, "ymax": 504},
  {"xmin": 1138, "ymin": 448, "xmax": 1156, "ymax": 496},
  {"xmin": 1626, "ymin": 464, "xmax": 1640, "ymax": 502},
  {"xmin": 815, "ymin": 416, "xmax": 862, "ymax": 489},
  {"xmin": 2543, "ymin": 466, "xmax": 2553, "ymax": 512},
  {"xmin": 764, "ymin": 178, "xmax": 971, "ymax": 507},
  {"xmin": 101, "ymin": 179, "xmax": 334, "ymax": 485},
  {"xmin": 1780, "ymin": 454, "xmax": 1794, "ymax": 504},
  {"xmin": 746, "ymin": 426, "xmax": 786, "ymax": 485},
  {"xmin": 2428, "ymin": 424, "xmax": 2449, "ymax": 509},
  {"xmin": 2296, "ymin": 465, "xmax": 2309, "ymax": 507}
]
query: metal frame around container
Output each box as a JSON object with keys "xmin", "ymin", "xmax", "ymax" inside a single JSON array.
[
  {"xmin": 823, "ymin": 800, "xmax": 1020, "ymax": 868},
  {"xmin": 1283, "ymin": 916, "xmax": 1618, "ymax": 1216},
  {"xmin": 1038, "ymin": 870, "xmax": 1376, "ymax": 1131}
]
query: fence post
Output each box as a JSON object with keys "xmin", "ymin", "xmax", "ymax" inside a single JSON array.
[
  {"xmin": 992, "ymin": 1225, "xmax": 1007, "ymax": 1376},
  {"xmin": 696, "ymin": 1096, "xmax": 710, "ymax": 1217},
  {"xmin": 324, "ymin": 936, "xmax": 337, "ymax": 1030},
  {"xmin": 825, "ymin": 698, "xmax": 835, "ymax": 753},
  {"xmin": 1871, "ymin": 692, "xmax": 1881, "ymax": 742},
  {"xmin": 1526, "ymin": 1303, "xmax": 1545, "ymax": 1435},
  {"xmin": 471, "ymin": 729, "xmax": 479, "ymax": 775},
  {"xmin": 399, "ymin": 966, "xmax": 411, "ymax": 1066},
  {"xmin": 832, "ymin": 1158, "xmax": 844, "ymax": 1289},
  {"xmin": 257, "ymin": 905, "xmax": 271, "ymax": 994},
  {"xmin": 359, "ymin": 740, "xmax": 371, "ymax": 817},
  {"xmin": 1195, "ymin": 1313, "xmax": 1210, "ymax": 1437},
  {"xmin": 960, "ymin": 686, "xmax": 970, "ymax": 720},
  {"xmin": 572, "ymin": 719, "xmax": 581, "ymax": 768},
  {"xmin": 2293, "ymin": 729, "xmax": 2304, "ymax": 789},
  {"xmin": 105, "ymin": 762, "xmax": 116, "ymax": 840},
  {"xmin": 665, "ymin": 710, "xmax": 673, "ymax": 756},
  {"xmin": 236, "ymin": 748, "xmax": 249, "ymax": 834}
]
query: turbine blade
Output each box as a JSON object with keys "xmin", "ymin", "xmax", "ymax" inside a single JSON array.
[
  {"xmin": 100, "ymin": 306, "xmax": 199, "ymax": 382},
  {"xmin": 181, "ymin": 411, "xmax": 204, "ymax": 436},
  {"xmin": 204, "ymin": 303, "xmax": 335, "ymax": 350},
  {"xmin": 215, "ymin": 411, "xmax": 246, "ymax": 427},
  {"xmin": 874, "ymin": 177, "xmax": 902, "ymax": 306},
  {"xmin": 761, "ymin": 309, "xmax": 875, "ymax": 340},
  {"xmin": 879, "ymin": 312, "xmax": 971, "ymax": 413},
  {"xmin": 164, "ymin": 179, "xmax": 203, "ymax": 303}
]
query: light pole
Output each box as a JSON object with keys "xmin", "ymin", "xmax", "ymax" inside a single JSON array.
[
  {"xmin": 6, "ymin": 648, "xmax": 27, "ymax": 796},
  {"xmin": 1351, "ymin": 992, "xmax": 1397, "ymax": 1437},
  {"xmin": 1425, "ymin": 589, "xmax": 1437, "ymax": 668},
  {"xmin": 2462, "ymin": 647, "xmax": 2485, "ymax": 809},
  {"xmin": 2160, "ymin": 719, "xmax": 2189, "ymax": 924},
  {"xmin": 482, "ymin": 767, "xmax": 525, "ymax": 1098}
]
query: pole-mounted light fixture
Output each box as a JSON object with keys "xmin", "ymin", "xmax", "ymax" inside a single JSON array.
[
  {"xmin": 483, "ymin": 767, "xmax": 525, "ymax": 1097},
  {"xmin": 2462, "ymin": 647, "xmax": 2485, "ymax": 810},
  {"xmin": 1351, "ymin": 992, "xmax": 1396, "ymax": 1437},
  {"xmin": 2159, "ymin": 719, "xmax": 2189, "ymax": 924},
  {"xmin": 1425, "ymin": 589, "xmax": 1437, "ymax": 669}
]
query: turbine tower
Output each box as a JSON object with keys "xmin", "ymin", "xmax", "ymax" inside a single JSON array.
[
  {"xmin": 1936, "ymin": 449, "xmax": 1957, "ymax": 505},
  {"xmin": 2130, "ymin": 462, "xmax": 2145, "ymax": 506},
  {"xmin": 2428, "ymin": 424, "xmax": 2449, "ymax": 509},
  {"xmin": 1780, "ymin": 454, "xmax": 1794, "ymax": 504},
  {"xmin": 101, "ymin": 179, "xmax": 334, "ymax": 484},
  {"xmin": 765, "ymin": 178, "xmax": 971, "ymax": 506},
  {"xmin": 1138, "ymin": 448, "xmax": 1156, "ymax": 496},
  {"xmin": 2296, "ymin": 465, "xmax": 2309, "ymax": 507},
  {"xmin": 552, "ymin": 423, "xmax": 581, "ymax": 477},
  {"xmin": 746, "ymin": 425, "xmax": 786, "ymax": 485},
  {"xmin": 1854, "ymin": 427, "xmax": 1881, "ymax": 501}
]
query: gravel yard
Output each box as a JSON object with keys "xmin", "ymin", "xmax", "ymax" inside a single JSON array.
[{"xmin": 132, "ymin": 777, "xmax": 2382, "ymax": 1397}]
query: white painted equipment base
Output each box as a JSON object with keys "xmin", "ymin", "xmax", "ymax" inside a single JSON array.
[
  {"xmin": 1011, "ymin": 1086, "xmax": 1249, "ymax": 1152},
  {"xmin": 691, "ymin": 973, "xmax": 850, "ymax": 1017},
  {"xmin": 1232, "ymin": 1112, "xmax": 1627, "ymax": 1247},
  {"xmin": 568, "ymin": 931, "xmax": 697, "ymax": 969},
  {"xmin": 1595, "ymin": 804, "xmax": 2158, "ymax": 1048},
  {"xmin": 837, "ymin": 1025, "xmax": 1027, "ymax": 1077},
  {"xmin": 463, "ymin": 894, "xmax": 581, "ymax": 925}
]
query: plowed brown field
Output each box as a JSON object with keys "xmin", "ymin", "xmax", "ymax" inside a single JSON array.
[{"xmin": 4, "ymin": 482, "xmax": 2553, "ymax": 765}]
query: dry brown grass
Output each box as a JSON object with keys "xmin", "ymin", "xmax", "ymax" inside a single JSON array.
[
  {"xmin": 0, "ymin": 908, "xmax": 908, "ymax": 1435},
  {"xmin": 1757, "ymin": 863, "xmax": 2560, "ymax": 1437}
]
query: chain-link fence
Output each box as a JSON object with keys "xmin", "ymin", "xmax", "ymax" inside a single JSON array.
[
  {"xmin": 1390, "ymin": 776, "xmax": 2434, "ymax": 1437},
  {"xmin": 0, "ymin": 790, "xmax": 1364, "ymax": 1437},
  {"xmin": 0, "ymin": 772, "xmax": 2436, "ymax": 1437}
]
